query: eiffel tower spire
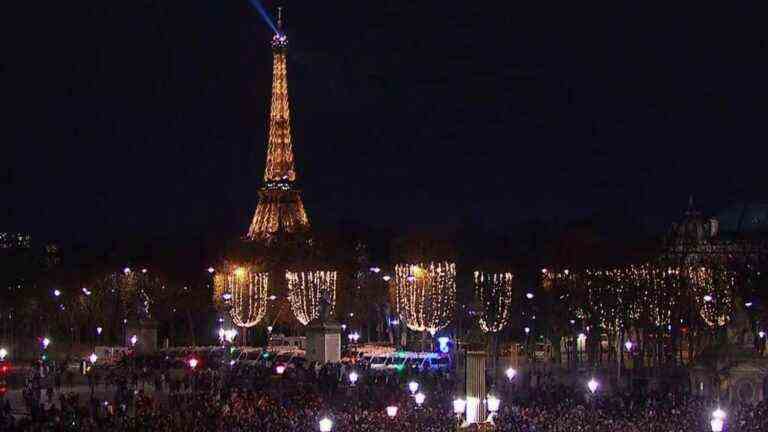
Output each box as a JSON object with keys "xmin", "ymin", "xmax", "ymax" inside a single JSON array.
[{"xmin": 247, "ymin": 10, "xmax": 310, "ymax": 241}]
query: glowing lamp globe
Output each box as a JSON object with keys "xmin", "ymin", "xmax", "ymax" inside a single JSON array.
[
  {"xmin": 188, "ymin": 358, "xmax": 198, "ymax": 369},
  {"xmin": 349, "ymin": 371, "xmax": 359, "ymax": 385},
  {"xmin": 42, "ymin": 338, "xmax": 51, "ymax": 349},
  {"xmin": 710, "ymin": 418, "xmax": 724, "ymax": 432},
  {"xmin": 624, "ymin": 341, "xmax": 633, "ymax": 351},
  {"xmin": 703, "ymin": 294, "xmax": 713, "ymax": 302},
  {"xmin": 526, "ymin": 292, "xmax": 534, "ymax": 299},
  {"xmin": 711, "ymin": 408, "xmax": 726, "ymax": 432},
  {"xmin": 0, "ymin": 348, "xmax": 7, "ymax": 360},
  {"xmin": 318, "ymin": 417, "xmax": 333, "ymax": 432},
  {"xmin": 89, "ymin": 353, "xmax": 98, "ymax": 364},
  {"xmin": 505, "ymin": 367, "xmax": 517, "ymax": 381},
  {"xmin": 408, "ymin": 381, "xmax": 419, "ymax": 395},
  {"xmin": 96, "ymin": 327, "xmax": 103, "ymax": 335},
  {"xmin": 414, "ymin": 392, "xmax": 426, "ymax": 407},
  {"xmin": 276, "ymin": 365, "xmax": 286, "ymax": 375},
  {"xmin": 587, "ymin": 378, "xmax": 599, "ymax": 394},
  {"xmin": 453, "ymin": 398, "xmax": 467, "ymax": 416},
  {"xmin": 386, "ymin": 405, "xmax": 398, "ymax": 418},
  {"xmin": 760, "ymin": 331, "xmax": 766, "ymax": 339},
  {"xmin": 486, "ymin": 395, "xmax": 501, "ymax": 413}
]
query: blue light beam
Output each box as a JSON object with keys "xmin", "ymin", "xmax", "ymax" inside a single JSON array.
[{"xmin": 247, "ymin": 0, "xmax": 279, "ymax": 34}]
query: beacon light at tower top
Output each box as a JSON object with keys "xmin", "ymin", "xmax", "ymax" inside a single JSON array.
[{"xmin": 393, "ymin": 262, "xmax": 456, "ymax": 333}]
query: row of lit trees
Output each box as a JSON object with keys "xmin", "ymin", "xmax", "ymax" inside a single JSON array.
[
  {"xmin": 213, "ymin": 264, "xmax": 339, "ymax": 329},
  {"xmin": 540, "ymin": 258, "xmax": 760, "ymax": 367}
]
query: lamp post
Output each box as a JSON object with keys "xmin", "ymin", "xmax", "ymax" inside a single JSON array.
[
  {"xmin": 408, "ymin": 381, "xmax": 419, "ymax": 395},
  {"xmin": 414, "ymin": 391, "xmax": 426, "ymax": 407},
  {"xmin": 587, "ymin": 378, "xmax": 599, "ymax": 395},
  {"xmin": 386, "ymin": 405, "xmax": 398, "ymax": 419},
  {"xmin": 453, "ymin": 397, "xmax": 467, "ymax": 429},
  {"xmin": 486, "ymin": 394, "xmax": 501, "ymax": 423},
  {"xmin": 348, "ymin": 371, "xmax": 359, "ymax": 387},
  {"xmin": 318, "ymin": 417, "xmax": 333, "ymax": 432},
  {"xmin": 0, "ymin": 348, "xmax": 7, "ymax": 361},
  {"xmin": 711, "ymin": 408, "xmax": 726, "ymax": 432}
]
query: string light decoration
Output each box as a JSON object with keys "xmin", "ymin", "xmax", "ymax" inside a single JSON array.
[
  {"xmin": 225, "ymin": 266, "xmax": 270, "ymax": 328},
  {"xmin": 690, "ymin": 265, "xmax": 734, "ymax": 327},
  {"xmin": 473, "ymin": 271, "xmax": 515, "ymax": 333},
  {"xmin": 393, "ymin": 262, "xmax": 456, "ymax": 334},
  {"xmin": 212, "ymin": 273, "xmax": 229, "ymax": 312},
  {"xmin": 286, "ymin": 271, "xmax": 337, "ymax": 325},
  {"xmin": 247, "ymin": 15, "xmax": 310, "ymax": 241},
  {"xmin": 544, "ymin": 262, "xmax": 736, "ymax": 331}
]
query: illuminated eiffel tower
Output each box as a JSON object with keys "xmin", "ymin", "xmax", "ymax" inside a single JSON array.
[{"xmin": 247, "ymin": 10, "xmax": 310, "ymax": 242}]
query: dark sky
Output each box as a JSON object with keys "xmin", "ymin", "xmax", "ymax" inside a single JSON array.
[{"xmin": 5, "ymin": 1, "xmax": 767, "ymax": 246}]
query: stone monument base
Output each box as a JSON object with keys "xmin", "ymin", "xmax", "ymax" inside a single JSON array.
[
  {"xmin": 125, "ymin": 320, "xmax": 158, "ymax": 355},
  {"xmin": 306, "ymin": 320, "xmax": 341, "ymax": 364}
]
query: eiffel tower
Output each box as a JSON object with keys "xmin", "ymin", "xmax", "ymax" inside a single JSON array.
[{"xmin": 247, "ymin": 10, "xmax": 310, "ymax": 242}]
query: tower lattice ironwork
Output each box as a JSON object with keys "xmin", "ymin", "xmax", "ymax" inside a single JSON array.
[{"xmin": 247, "ymin": 11, "xmax": 310, "ymax": 241}]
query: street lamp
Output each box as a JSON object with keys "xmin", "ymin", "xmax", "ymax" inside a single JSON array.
[
  {"xmin": 453, "ymin": 398, "xmax": 467, "ymax": 418},
  {"xmin": 318, "ymin": 417, "xmax": 333, "ymax": 432},
  {"xmin": 188, "ymin": 358, "xmax": 198, "ymax": 370},
  {"xmin": 42, "ymin": 338, "xmax": 51, "ymax": 349},
  {"xmin": 711, "ymin": 408, "xmax": 726, "ymax": 432},
  {"xmin": 587, "ymin": 378, "xmax": 599, "ymax": 394},
  {"xmin": 89, "ymin": 353, "xmax": 98, "ymax": 365},
  {"xmin": 207, "ymin": 267, "xmax": 215, "ymax": 274},
  {"xmin": 0, "ymin": 348, "xmax": 7, "ymax": 361},
  {"xmin": 414, "ymin": 392, "xmax": 426, "ymax": 407},
  {"xmin": 386, "ymin": 405, "xmax": 398, "ymax": 418},
  {"xmin": 349, "ymin": 371, "xmax": 359, "ymax": 386},
  {"xmin": 624, "ymin": 341, "xmax": 633, "ymax": 351},
  {"xmin": 408, "ymin": 381, "xmax": 419, "ymax": 395},
  {"xmin": 130, "ymin": 335, "xmax": 138, "ymax": 347},
  {"xmin": 276, "ymin": 365, "xmax": 286, "ymax": 375},
  {"xmin": 96, "ymin": 327, "xmax": 102, "ymax": 336},
  {"xmin": 486, "ymin": 394, "xmax": 501, "ymax": 420},
  {"xmin": 53, "ymin": 289, "xmax": 61, "ymax": 297},
  {"xmin": 505, "ymin": 367, "xmax": 517, "ymax": 381}
]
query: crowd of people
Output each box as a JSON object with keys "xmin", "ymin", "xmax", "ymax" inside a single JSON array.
[{"xmin": 2, "ymin": 351, "xmax": 768, "ymax": 431}]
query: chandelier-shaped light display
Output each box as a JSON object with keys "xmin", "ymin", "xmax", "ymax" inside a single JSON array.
[
  {"xmin": 287, "ymin": 270, "xmax": 337, "ymax": 325},
  {"xmin": 690, "ymin": 266, "xmax": 734, "ymax": 327},
  {"xmin": 473, "ymin": 271, "xmax": 515, "ymax": 333},
  {"xmin": 393, "ymin": 262, "xmax": 456, "ymax": 334},
  {"xmin": 212, "ymin": 273, "xmax": 228, "ymax": 311},
  {"xmin": 544, "ymin": 262, "xmax": 735, "ymax": 330},
  {"xmin": 226, "ymin": 266, "xmax": 270, "ymax": 328}
]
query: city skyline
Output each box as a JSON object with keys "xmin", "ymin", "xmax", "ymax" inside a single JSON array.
[{"xmin": 5, "ymin": 2, "xmax": 767, "ymax": 244}]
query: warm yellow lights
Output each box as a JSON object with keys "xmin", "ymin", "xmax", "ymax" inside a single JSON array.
[
  {"xmin": 544, "ymin": 262, "xmax": 735, "ymax": 330},
  {"xmin": 246, "ymin": 31, "xmax": 310, "ymax": 241},
  {"xmin": 287, "ymin": 270, "xmax": 337, "ymax": 325},
  {"xmin": 393, "ymin": 262, "xmax": 456, "ymax": 334},
  {"xmin": 474, "ymin": 271, "xmax": 515, "ymax": 333},
  {"xmin": 214, "ymin": 265, "xmax": 270, "ymax": 328}
]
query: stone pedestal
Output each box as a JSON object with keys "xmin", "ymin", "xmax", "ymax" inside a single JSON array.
[
  {"xmin": 466, "ymin": 350, "xmax": 487, "ymax": 425},
  {"xmin": 306, "ymin": 320, "xmax": 341, "ymax": 364},
  {"xmin": 125, "ymin": 320, "xmax": 158, "ymax": 355}
]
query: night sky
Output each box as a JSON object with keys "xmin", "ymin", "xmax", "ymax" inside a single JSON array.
[{"xmin": 5, "ymin": 2, "xmax": 767, "ymax": 247}]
